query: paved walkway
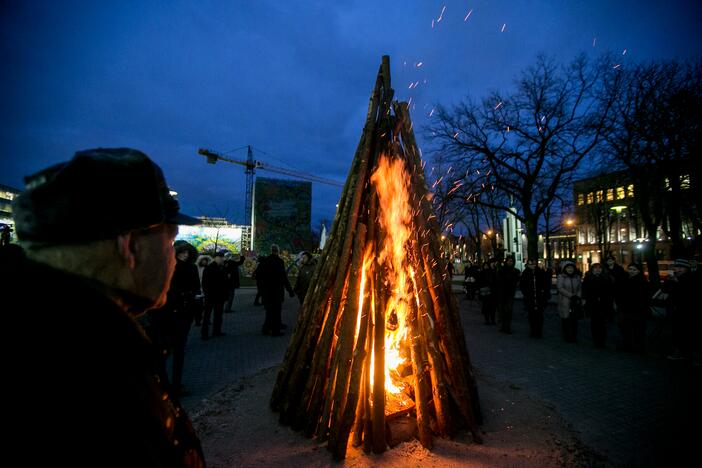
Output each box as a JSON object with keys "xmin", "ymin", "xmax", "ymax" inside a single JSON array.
[{"xmin": 178, "ymin": 286, "xmax": 699, "ymax": 467}]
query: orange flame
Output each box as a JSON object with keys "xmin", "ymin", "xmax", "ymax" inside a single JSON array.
[{"xmin": 368, "ymin": 154, "xmax": 414, "ymax": 396}]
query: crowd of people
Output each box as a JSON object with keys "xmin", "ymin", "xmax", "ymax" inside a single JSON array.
[
  {"xmin": 2, "ymin": 146, "xmax": 699, "ymax": 466},
  {"xmin": 461, "ymin": 254, "xmax": 701, "ymax": 362}
]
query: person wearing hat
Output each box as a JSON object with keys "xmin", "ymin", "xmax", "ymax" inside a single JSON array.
[
  {"xmin": 144, "ymin": 240, "xmax": 201, "ymax": 397},
  {"xmin": 556, "ymin": 260, "xmax": 582, "ymax": 342},
  {"xmin": 664, "ymin": 258, "xmax": 696, "ymax": 362},
  {"xmin": 3, "ymin": 148, "xmax": 205, "ymax": 466},
  {"xmin": 223, "ymin": 251, "xmax": 245, "ymax": 313}
]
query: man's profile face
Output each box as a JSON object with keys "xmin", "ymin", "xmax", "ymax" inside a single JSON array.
[{"xmin": 133, "ymin": 224, "xmax": 178, "ymax": 310}]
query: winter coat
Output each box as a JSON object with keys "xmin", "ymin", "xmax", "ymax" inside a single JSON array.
[
  {"xmin": 496, "ymin": 265, "xmax": 521, "ymax": 300},
  {"xmin": 619, "ymin": 274, "xmax": 651, "ymax": 317},
  {"xmin": 294, "ymin": 261, "xmax": 317, "ymax": 302},
  {"xmin": 1, "ymin": 254, "xmax": 205, "ymax": 466},
  {"xmin": 582, "ymin": 271, "xmax": 615, "ymax": 317},
  {"xmin": 520, "ymin": 267, "xmax": 551, "ymax": 310},
  {"xmin": 202, "ymin": 261, "xmax": 230, "ymax": 303},
  {"xmin": 557, "ymin": 272, "xmax": 583, "ymax": 318},
  {"xmin": 224, "ymin": 256, "xmax": 245, "ymax": 289},
  {"xmin": 258, "ymin": 254, "xmax": 294, "ymax": 304}
]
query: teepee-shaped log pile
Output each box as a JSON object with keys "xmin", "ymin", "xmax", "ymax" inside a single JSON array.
[{"xmin": 270, "ymin": 56, "xmax": 482, "ymax": 460}]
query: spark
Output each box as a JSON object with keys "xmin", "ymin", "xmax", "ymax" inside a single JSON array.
[
  {"xmin": 429, "ymin": 108, "xmax": 435, "ymax": 117},
  {"xmin": 613, "ymin": 63, "xmax": 621, "ymax": 69},
  {"xmin": 494, "ymin": 101, "xmax": 503, "ymax": 110},
  {"xmin": 592, "ymin": 37, "xmax": 597, "ymax": 47},
  {"xmin": 506, "ymin": 126, "xmax": 510, "ymax": 132},
  {"xmin": 408, "ymin": 97, "xmax": 413, "ymax": 107},
  {"xmin": 453, "ymin": 132, "xmax": 459, "ymax": 139},
  {"xmin": 540, "ymin": 115, "xmax": 546, "ymax": 123},
  {"xmin": 408, "ymin": 82, "xmax": 414, "ymax": 89},
  {"xmin": 437, "ymin": 5, "xmax": 446, "ymax": 22},
  {"xmin": 432, "ymin": 19, "xmax": 435, "ymax": 28},
  {"xmin": 622, "ymin": 49, "xmax": 627, "ymax": 55},
  {"xmin": 501, "ymin": 23, "xmax": 507, "ymax": 32},
  {"xmin": 416, "ymin": 62, "xmax": 423, "ymax": 68},
  {"xmin": 464, "ymin": 8, "xmax": 473, "ymax": 21}
]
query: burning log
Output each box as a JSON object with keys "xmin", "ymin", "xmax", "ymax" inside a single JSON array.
[{"xmin": 270, "ymin": 56, "xmax": 482, "ymax": 460}]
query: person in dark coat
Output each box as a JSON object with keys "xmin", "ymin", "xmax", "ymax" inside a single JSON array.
[
  {"xmin": 252, "ymin": 253, "xmax": 265, "ymax": 306},
  {"xmin": 145, "ymin": 240, "xmax": 201, "ymax": 396},
  {"xmin": 496, "ymin": 256, "xmax": 521, "ymax": 334},
  {"xmin": 4, "ymin": 148, "xmax": 205, "ymax": 466},
  {"xmin": 223, "ymin": 251, "xmax": 245, "ymax": 312},
  {"xmin": 293, "ymin": 251, "xmax": 316, "ymax": 305},
  {"xmin": 582, "ymin": 262, "xmax": 615, "ymax": 348},
  {"xmin": 520, "ymin": 258, "xmax": 551, "ymax": 338},
  {"xmin": 618, "ymin": 262, "xmax": 651, "ymax": 353},
  {"xmin": 604, "ymin": 255, "xmax": 627, "ymax": 322},
  {"xmin": 478, "ymin": 259, "xmax": 498, "ymax": 325},
  {"xmin": 664, "ymin": 258, "xmax": 696, "ymax": 360},
  {"xmin": 201, "ymin": 251, "xmax": 230, "ymax": 339},
  {"xmin": 258, "ymin": 244, "xmax": 294, "ymax": 336},
  {"xmin": 463, "ymin": 261, "xmax": 480, "ymax": 300}
]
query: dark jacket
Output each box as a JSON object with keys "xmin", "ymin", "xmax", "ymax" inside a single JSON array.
[
  {"xmin": 294, "ymin": 261, "xmax": 316, "ymax": 302},
  {"xmin": 147, "ymin": 259, "xmax": 201, "ymax": 343},
  {"xmin": 582, "ymin": 271, "xmax": 615, "ymax": 316},
  {"xmin": 224, "ymin": 256, "xmax": 245, "ymax": 289},
  {"xmin": 619, "ymin": 273, "xmax": 651, "ymax": 317},
  {"xmin": 1, "ymin": 254, "xmax": 205, "ymax": 467},
  {"xmin": 496, "ymin": 264, "xmax": 521, "ymax": 299},
  {"xmin": 258, "ymin": 254, "xmax": 294, "ymax": 303},
  {"xmin": 520, "ymin": 266, "xmax": 551, "ymax": 310},
  {"xmin": 202, "ymin": 261, "xmax": 229, "ymax": 303}
]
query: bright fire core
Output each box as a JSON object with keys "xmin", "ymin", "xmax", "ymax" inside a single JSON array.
[{"xmin": 365, "ymin": 154, "xmax": 418, "ymax": 400}]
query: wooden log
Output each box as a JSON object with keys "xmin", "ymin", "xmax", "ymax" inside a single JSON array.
[
  {"xmin": 273, "ymin": 66, "xmax": 384, "ymax": 420},
  {"xmin": 323, "ymin": 224, "xmax": 367, "ymax": 444},
  {"xmin": 329, "ymin": 225, "xmax": 370, "ymax": 459},
  {"xmin": 408, "ymin": 297, "xmax": 433, "ymax": 449}
]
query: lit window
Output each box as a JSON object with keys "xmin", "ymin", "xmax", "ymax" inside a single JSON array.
[
  {"xmin": 680, "ymin": 174, "xmax": 690, "ymax": 189},
  {"xmin": 587, "ymin": 192, "xmax": 594, "ymax": 204},
  {"xmin": 627, "ymin": 184, "xmax": 634, "ymax": 197},
  {"xmin": 616, "ymin": 187, "xmax": 625, "ymax": 199},
  {"xmin": 577, "ymin": 194, "xmax": 584, "ymax": 206},
  {"xmin": 606, "ymin": 188, "xmax": 614, "ymax": 201},
  {"xmin": 596, "ymin": 190, "xmax": 603, "ymax": 202}
]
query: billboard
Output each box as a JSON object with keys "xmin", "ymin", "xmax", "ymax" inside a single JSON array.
[
  {"xmin": 254, "ymin": 177, "xmax": 311, "ymax": 254},
  {"xmin": 176, "ymin": 225, "xmax": 243, "ymax": 253}
]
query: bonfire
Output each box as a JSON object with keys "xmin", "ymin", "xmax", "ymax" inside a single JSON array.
[{"xmin": 270, "ymin": 56, "xmax": 482, "ymax": 460}]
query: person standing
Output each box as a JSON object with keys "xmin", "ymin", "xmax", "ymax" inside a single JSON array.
[
  {"xmin": 520, "ymin": 259, "xmax": 551, "ymax": 338},
  {"xmin": 223, "ymin": 251, "xmax": 245, "ymax": 313},
  {"xmin": 618, "ymin": 263, "xmax": 650, "ymax": 353},
  {"xmin": 496, "ymin": 256, "xmax": 521, "ymax": 334},
  {"xmin": 4, "ymin": 148, "xmax": 205, "ymax": 466},
  {"xmin": 258, "ymin": 244, "xmax": 294, "ymax": 336},
  {"xmin": 582, "ymin": 263, "xmax": 615, "ymax": 348},
  {"xmin": 604, "ymin": 255, "xmax": 627, "ymax": 322},
  {"xmin": 293, "ymin": 251, "xmax": 316, "ymax": 305},
  {"xmin": 557, "ymin": 261, "xmax": 582, "ymax": 343},
  {"xmin": 201, "ymin": 251, "xmax": 229, "ymax": 340},
  {"xmin": 478, "ymin": 259, "xmax": 498, "ymax": 325},
  {"xmin": 665, "ymin": 259, "xmax": 695, "ymax": 360},
  {"xmin": 145, "ymin": 240, "xmax": 201, "ymax": 397}
]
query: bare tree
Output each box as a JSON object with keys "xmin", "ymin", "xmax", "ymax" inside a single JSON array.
[
  {"xmin": 428, "ymin": 54, "xmax": 613, "ymax": 260},
  {"xmin": 602, "ymin": 59, "xmax": 701, "ymax": 283}
]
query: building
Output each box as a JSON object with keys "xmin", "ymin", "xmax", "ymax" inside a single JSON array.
[
  {"xmin": 0, "ymin": 183, "xmax": 21, "ymax": 243},
  {"xmin": 572, "ymin": 169, "xmax": 697, "ymax": 272}
]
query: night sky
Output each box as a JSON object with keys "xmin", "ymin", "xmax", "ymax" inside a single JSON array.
[{"xmin": 2, "ymin": 1, "xmax": 701, "ymax": 228}]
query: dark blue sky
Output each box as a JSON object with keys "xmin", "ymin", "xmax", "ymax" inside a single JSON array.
[{"xmin": 2, "ymin": 0, "xmax": 701, "ymax": 228}]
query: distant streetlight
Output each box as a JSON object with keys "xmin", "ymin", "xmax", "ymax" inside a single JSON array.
[
  {"xmin": 487, "ymin": 229, "xmax": 493, "ymax": 236},
  {"xmin": 565, "ymin": 219, "xmax": 574, "ymax": 226}
]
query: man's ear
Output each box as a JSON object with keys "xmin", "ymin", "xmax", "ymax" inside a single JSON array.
[{"xmin": 116, "ymin": 232, "xmax": 137, "ymax": 269}]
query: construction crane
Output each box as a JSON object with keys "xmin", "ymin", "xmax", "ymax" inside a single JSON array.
[{"xmin": 197, "ymin": 146, "xmax": 344, "ymax": 249}]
